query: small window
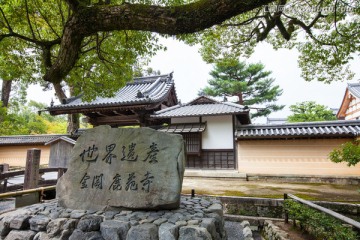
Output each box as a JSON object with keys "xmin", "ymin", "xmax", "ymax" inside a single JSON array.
[{"xmin": 182, "ymin": 133, "xmax": 201, "ymax": 155}]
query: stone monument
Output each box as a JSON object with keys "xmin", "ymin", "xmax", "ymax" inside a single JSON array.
[
  {"xmin": 0, "ymin": 125, "xmax": 227, "ymax": 240},
  {"xmin": 56, "ymin": 125, "xmax": 186, "ymax": 211}
]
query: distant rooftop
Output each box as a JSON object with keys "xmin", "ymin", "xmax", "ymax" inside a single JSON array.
[
  {"xmin": 152, "ymin": 96, "xmax": 250, "ymax": 122},
  {"xmin": 0, "ymin": 134, "xmax": 70, "ymax": 146},
  {"xmin": 266, "ymin": 118, "xmax": 287, "ymax": 124},
  {"xmin": 237, "ymin": 120, "xmax": 360, "ymax": 139},
  {"xmin": 348, "ymin": 83, "xmax": 360, "ymax": 99}
]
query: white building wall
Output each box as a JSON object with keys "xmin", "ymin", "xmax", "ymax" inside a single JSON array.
[
  {"xmin": 202, "ymin": 115, "xmax": 233, "ymax": 149},
  {"xmin": 345, "ymin": 97, "xmax": 360, "ymax": 120}
]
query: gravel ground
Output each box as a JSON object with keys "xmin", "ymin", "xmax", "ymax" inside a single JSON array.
[
  {"xmin": 182, "ymin": 177, "xmax": 360, "ymax": 202},
  {"xmin": 0, "ymin": 199, "xmax": 15, "ymax": 213}
]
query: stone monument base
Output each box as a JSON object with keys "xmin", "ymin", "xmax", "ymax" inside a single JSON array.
[{"xmin": 0, "ymin": 196, "xmax": 226, "ymax": 240}]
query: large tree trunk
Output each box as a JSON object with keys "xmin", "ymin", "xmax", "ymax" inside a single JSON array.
[
  {"xmin": 1, "ymin": 80, "xmax": 12, "ymax": 108},
  {"xmin": 67, "ymin": 113, "xmax": 80, "ymax": 135},
  {"xmin": 236, "ymin": 92, "xmax": 244, "ymax": 105},
  {"xmin": 53, "ymin": 82, "xmax": 80, "ymax": 134},
  {"xmin": 53, "ymin": 82, "xmax": 67, "ymax": 102}
]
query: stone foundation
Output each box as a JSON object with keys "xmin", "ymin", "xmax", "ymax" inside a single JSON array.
[
  {"xmin": 0, "ymin": 197, "xmax": 226, "ymax": 240},
  {"xmin": 262, "ymin": 220, "xmax": 289, "ymax": 240}
]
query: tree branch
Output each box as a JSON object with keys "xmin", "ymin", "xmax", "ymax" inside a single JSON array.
[
  {"xmin": 43, "ymin": 0, "xmax": 276, "ymax": 84},
  {"xmin": 65, "ymin": 0, "xmax": 80, "ymax": 12},
  {"xmin": 0, "ymin": 30, "xmax": 61, "ymax": 47},
  {"xmin": 34, "ymin": 0, "xmax": 62, "ymax": 39},
  {"xmin": 221, "ymin": 8, "xmax": 264, "ymax": 27},
  {"xmin": 0, "ymin": 7, "xmax": 12, "ymax": 33},
  {"xmin": 25, "ymin": 0, "xmax": 36, "ymax": 39}
]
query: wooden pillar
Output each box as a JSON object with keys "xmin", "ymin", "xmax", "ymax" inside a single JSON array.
[
  {"xmin": 24, "ymin": 149, "xmax": 41, "ymax": 190},
  {"xmin": 0, "ymin": 163, "xmax": 9, "ymax": 193},
  {"xmin": 284, "ymin": 193, "xmax": 289, "ymax": 224},
  {"xmin": 0, "ymin": 164, "xmax": 9, "ymax": 173}
]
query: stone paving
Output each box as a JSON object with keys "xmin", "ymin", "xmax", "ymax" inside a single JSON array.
[
  {"xmin": 0, "ymin": 196, "xmax": 229, "ymax": 240},
  {"xmin": 224, "ymin": 221, "xmax": 244, "ymax": 240}
]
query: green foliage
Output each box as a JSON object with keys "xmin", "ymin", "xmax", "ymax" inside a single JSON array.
[
  {"xmin": 284, "ymin": 200, "xmax": 358, "ymax": 240},
  {"xmin": 329, "ymin": 140, "xmax": 360, "ymax": 166},
  {"xmin": 0, "ymin": 100, "xmax": 67, "ymax": 135},
  {"xmin": 0, "ymin": 0, "xmax": 165, "ymax": 101},
  {"xmin": 65, "ymin": 30, "xmax": 165, "ymax": 101},
  {"xmin": 187, "ymin": 0, "xmax": 359, "ymax": 83},
  {"xmin": 200, "ymin": 58, "xmax": 284, "ymax": 118},
  {"xmin": 1, "ymin": 0, "xmax": 358, "ymax": 109},
  {"xmin": 287, "ymin": 101, "xmax": 337, "ymax": 122}
]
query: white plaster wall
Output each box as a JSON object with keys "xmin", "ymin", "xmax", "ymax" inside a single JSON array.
[
  {"xmin": 202, "ymin": 115, "xmax": 233, "ymax": 149},
  {"xmin": 345, "ymin": 97, "xmax": 360, "ymax": 120},
  {"xmin": 171, "ymin": 117, "xmax": 200, "ymax": 124}
]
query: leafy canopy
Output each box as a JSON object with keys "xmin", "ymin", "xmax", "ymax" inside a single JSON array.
[
  {"xmin": 0, "ymin": 100, "xmax": 68, "ymax": 135},
  {"xmin": 287, "ymin": 101, "xmax": 337, "ymax": 122},
  {"xmin": 200, "ymin": 58, "xmax": 284, "ymax": 118},
  {"xmin": 0, "ymin": 0, "xmax": 165, "ymax": 101},
  {"xmin": 329, "ymin": 140, "xmax": 360, "ymax": 167},
  {"xmin": 187, "ymin": 0, "xmax": 359, "ymax": 83},
  {"xmin": 0, "ymin": 0, "xmax": 358, "ymax": 103}
]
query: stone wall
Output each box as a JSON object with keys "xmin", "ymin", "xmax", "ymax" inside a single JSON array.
[
  {"xmin": 0, "ymin": 197, "xmax": 226, "ymax": 240},
  {"xmin": 221, "ymin": 197, "xmax": 284, "ymax": 218},
  {"xmin": 262, "ymin": 220, "xmax": 290, "ymax": 240},
  {"xmin": 220, "ymin": 196, "xmax": 360, "ymax": 220},
  {"xmin": 246, "ymin": 174, "xmax": 360, "ymax": 185}
]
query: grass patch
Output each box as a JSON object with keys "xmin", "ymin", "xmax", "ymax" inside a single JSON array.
[
  {"xmin": 254, "ymin": 194, "xmax": 284, "ymax": 199},
  {"xmin": 265, "ymin": 187, "xmax": 283, "ymax": 191},
  {"xmin": 294, "ymin": 188, "xmax": 321, "ymax": 193},
  {"xmin": 288, "ymin": 182, "xmax": 326, "ymax": 186},
  {"xmin": 290, "ymin": 194, "xmax": 319, "ymax": 201},
  {"xmin": 224, "ymin": 191, "xmax": 283, "ymax": 199},
  {"xmin": 181, "ymin": 189, "xmax": 213, "ymax": 196},
  {"xmin": 222, "ymin": 190, "xmax": 247, "ymax": 197},
  {"xmin": 330, "ymin": 184, "xmax": 359, "ymax": 190}
]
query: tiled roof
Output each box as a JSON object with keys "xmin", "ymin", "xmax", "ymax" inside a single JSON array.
[
  {"xmin": 48, "ymin": 73, "xmax": 175, "ymax": 111},
  {"xmin": 158, "ymin": 123, "xmax": 206, "ymax": 133},
  {"xmin": 266, "ymin": 118, "xmax": 287, "ymax": 124},
  {"xmin": 45, "ymin": 136, "xmax": 77, "ymax": 145},
  {"xmin": 152, "ymin": 96, "xmax": 249, "ymax": 118},
  {"xmin": 348, "ymin": 83, "xmax": 360, "ymax": 98},
  {"xmin": 0, "ymin": 135, "xmax": 70, "ymax": 145},
  {"xmin": 236, "ymin": 120, "xmax": 360, "ymax": 139}
]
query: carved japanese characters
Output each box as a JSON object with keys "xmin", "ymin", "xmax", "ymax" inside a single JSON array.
[{"xmin": 56, "ymin": 126, "xmax": 186, "ymax": 211}]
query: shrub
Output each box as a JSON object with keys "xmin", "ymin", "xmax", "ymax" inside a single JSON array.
[{"xmin": 284, "ymin": 200, "xmax": 358, "ymax": 240}]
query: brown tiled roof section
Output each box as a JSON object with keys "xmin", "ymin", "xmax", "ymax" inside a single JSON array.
[
  {"xmin": 47, "ymin": 74, "xmax": 175, "ymax": 110},
  {"xmin": 0, "ymin": 135, "xmax": 69, "ymax": 145},
  {"xmin": 237, "ymin": 120, "xmax": 360, "ymax": 139}
]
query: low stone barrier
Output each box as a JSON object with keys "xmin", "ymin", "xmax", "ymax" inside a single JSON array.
[
  {"xmin": 0, "ymin": 197, "xmax": 226, "ymax": 240},
  {"xmin": 221, "ymin": 196, "xmax": 360, "ymax": 220},
  {"xmin": 262, "ymin": 220, "xmax": 289, "ymax": 240}
]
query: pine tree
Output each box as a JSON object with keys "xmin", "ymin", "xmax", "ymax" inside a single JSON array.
[{"xmin": 201, "ymin": 58, "xmax": 284, "ymax": 118}]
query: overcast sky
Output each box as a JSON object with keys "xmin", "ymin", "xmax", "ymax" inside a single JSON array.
[
  {"xmin": 28, "ymin": 37, "xmax": 359, "ymax": 124},
  {"xmin": 148, "ymin": 38, "xmax": 359, "ymax": 122}
]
